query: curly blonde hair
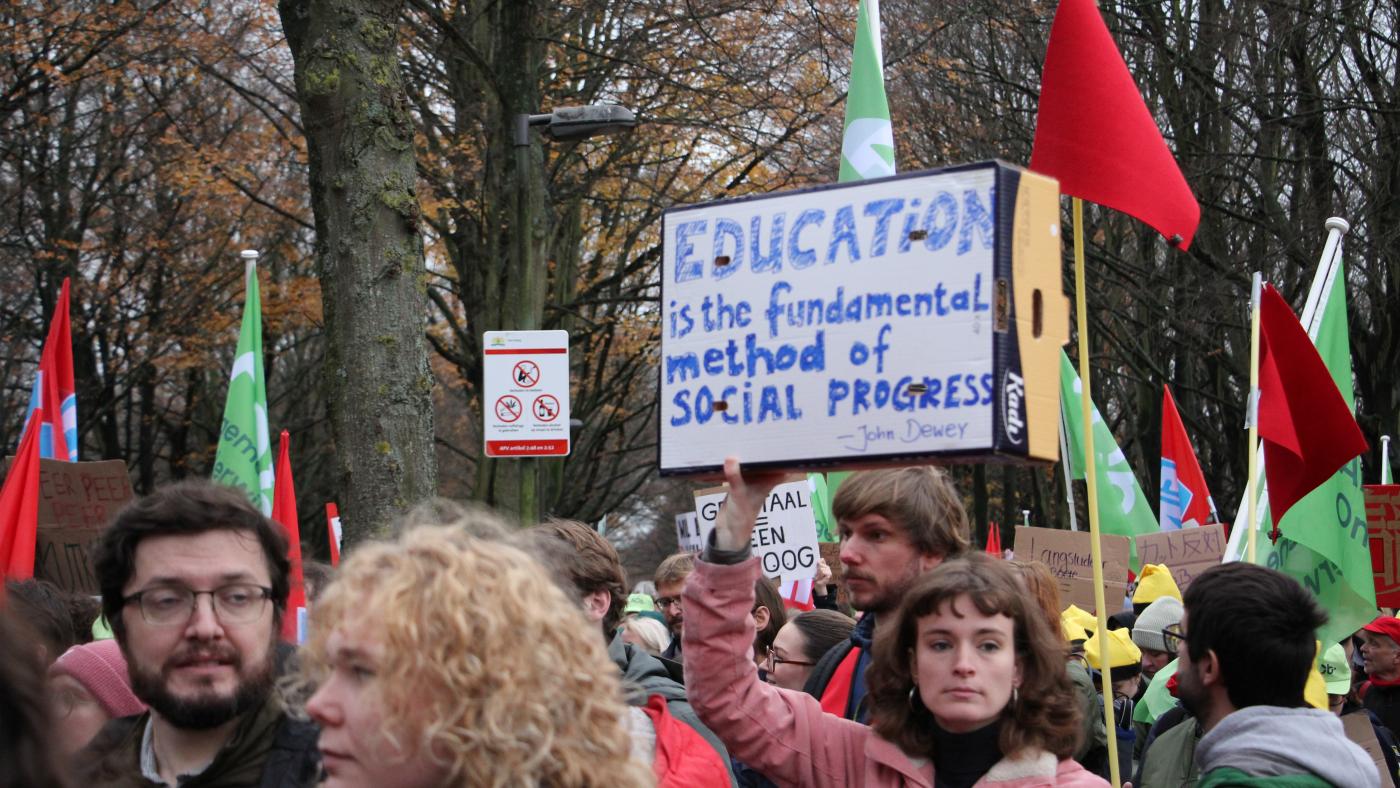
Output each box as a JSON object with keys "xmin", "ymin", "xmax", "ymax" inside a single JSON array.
[{"xmin": 298, "ymin": 518, "xmax": 652, "ymax": 787}]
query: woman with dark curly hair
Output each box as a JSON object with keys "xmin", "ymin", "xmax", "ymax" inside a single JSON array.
[{"xmin": 682, "ymin": 457, "xmax": 1108, "ymax": 787}]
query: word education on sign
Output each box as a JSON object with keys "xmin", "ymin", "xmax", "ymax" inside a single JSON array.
[{"xmin": 659, "ymin": 161, "xmax": 1068, "ymax": 475}]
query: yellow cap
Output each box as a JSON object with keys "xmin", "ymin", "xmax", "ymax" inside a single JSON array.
[
  {"xmin": 1132, "ymin": 564, "xmax": 1183, "ymax": 604},
  {"xmin": 1304, "ymin": 640, "xmax": 1328, "ymax": 710},
  {"xmin": 1061, "ymin": 605, "xmax": 1096, "ymax": 642},
  {"xmin": 1085, "ymin": 627, "xmax": 1143, "ymax": 671}
]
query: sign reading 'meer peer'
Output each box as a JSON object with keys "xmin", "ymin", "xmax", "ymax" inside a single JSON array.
[
  {"xmin": 659, "ymin": 161, "xmax": 1068, "ymax": 476},
  {"xmin": 483, "ymin": 330, "xmax": 570, "ymax": 457}
]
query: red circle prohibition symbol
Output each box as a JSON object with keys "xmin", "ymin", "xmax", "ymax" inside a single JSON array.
[
  {"xmin": 532, "ymin": 394, "xmax": 560, "ymax": 422},
  {"xmin": 513, "ymin": 360, "xmax": 541, "ymax": 388},
  {"xmin": 495, "ymin": 395, "xmax": 522, "ymax": 423}
]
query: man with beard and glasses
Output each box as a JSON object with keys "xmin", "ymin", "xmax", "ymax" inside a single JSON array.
[
  {"xmin": 1171, "ymin": 562, "xmax": 1377, "ymax": 788},
  {"xmin": 81, "ymin": 480, "xmax": 319, "ymax": 787},
  {"xmin": 801, "ymin": 466, "xmax": 970, "ymax": 723}
]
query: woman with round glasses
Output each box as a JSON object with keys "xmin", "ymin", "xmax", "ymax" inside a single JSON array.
[
  {"xmin": 684, "ymin": 458, "xmax": 1109, "ymax": 788},
  {"xmin": 764, "ymin": 610, "xmax": 855, "ymax": 693}
]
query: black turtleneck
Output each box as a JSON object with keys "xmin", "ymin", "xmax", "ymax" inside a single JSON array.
[{"xmin": 932, "ymin": 717, "xmax": 1003, "ymax": 788}]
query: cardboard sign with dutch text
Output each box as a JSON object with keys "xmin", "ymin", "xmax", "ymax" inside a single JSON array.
[
  {"xmin": 694, "ymin": 478, "xmax": 820, "ymax": 581},
  {"xmin": 1012, "ymin": 526, "xmax": 1130, "ymax": 613},
  {"xmin": 1343, "ymin": 710, "xmax": 1397, "ymax": 788},
  {"xmin": 35, "ymin": 459, "xmax": 133, "ymax": 593},
  {"xmin": 1134, "ymin": 523, "xmax": 1226, "ymax": 593},
  {"xmin": 1366, "ymin": 485, "xmax": 1400, "ymax": 608}
]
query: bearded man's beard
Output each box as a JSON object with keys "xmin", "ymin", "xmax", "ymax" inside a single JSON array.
[{"xmin": 129, "ymin": 639, "xmax": 276, "ymax": 730}]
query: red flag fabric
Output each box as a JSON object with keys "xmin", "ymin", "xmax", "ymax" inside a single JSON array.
[
  {"xmin": 25, "ymin": 278, "xmax": 77, "ymax": 462},
  {"xmin": 1160, "ymin": 385, "xmax": 1215, "ymax": 529},
  {"xmin": 1, "ymin": 410, "xmax": 43, "ymax": 579},
  {"xmin": 325, "ymin": 502, "xmax": 341, "ymax": 567},
  {"xmin": 778, "ymin": 577, "xmax": 815, "ymax": 612},
  {"xmin": 985, "ymin": 522, "xmax": 1002, "ymax": 556},
  {"xmin": 272, "ymin": 431, "xmax": 306, "ymax": 642},
  {"xmin": 1258, "ymin": 284, "xmax": 1368, "ymax": 540},
  {"xmin": 1030, "ymin": 0, "xmax": 1200, "ymax": 249}
]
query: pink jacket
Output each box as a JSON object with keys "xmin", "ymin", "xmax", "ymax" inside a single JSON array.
[{"xmin": 682, "ymin": 557, "xmax": 1109, "ymax": 788}]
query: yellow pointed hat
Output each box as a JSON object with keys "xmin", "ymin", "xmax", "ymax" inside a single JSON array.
[
  {"xmin": 1132, "ymin": 564, "xmax": 1183, "ymax": 604},
  {"xmin": 1061, "ymin": 604, "xmax": 1096, "ymax": 642}
]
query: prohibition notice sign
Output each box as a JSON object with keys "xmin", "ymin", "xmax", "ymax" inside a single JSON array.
[{"xmin": 483, "ymin": 330, "xmax": 570, "ymax": 457}]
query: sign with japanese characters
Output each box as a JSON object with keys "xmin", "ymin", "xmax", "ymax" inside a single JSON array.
[{"xmin": 1134, "ymin": 523, "xmax": 1226, "ymax": 593}]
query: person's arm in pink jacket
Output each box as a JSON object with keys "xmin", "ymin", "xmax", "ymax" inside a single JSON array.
[{"xmin": 680, "ymin": 457, "xmax": 869, "ymax": 786}]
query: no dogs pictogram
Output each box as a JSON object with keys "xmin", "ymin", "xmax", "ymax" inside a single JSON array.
[
  {"xmin": 495, "ymin": 395, "xmax": 522, "ymax": 423},
  {"xmin": 533, "ymin": 395, "xmax": 560, "ymax": 422},
  {"xmin": 513, "ymin": 361, "xmax": 541, "ymax": 388}
]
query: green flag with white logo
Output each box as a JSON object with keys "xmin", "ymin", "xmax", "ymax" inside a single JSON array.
[
  {"xmin": 839, "ymin": 0, "xmax": 895, "ymax": 182},
  {"xmin": 1059, "ymin": 351, "xmax": 1158, "ymax": 568},
  {"xmin": 212, "ymin": 259, "xmax": 273, "ymax": 515},
  {"xmin": 1226, "ymin": 255, "xmax": 1374, "ymax": 647}
]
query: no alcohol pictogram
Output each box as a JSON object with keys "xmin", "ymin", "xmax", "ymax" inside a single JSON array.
[
  {"xmin": 513, "ymin": 360, "xmax": 541, "ymax": 388},
  {"xmin": 495, "ymin": 395, "xmax": 522, "ymax": 423},
  {"xmin": 533, "ymin": 394, "xmax": 560, "ymax": 422}
]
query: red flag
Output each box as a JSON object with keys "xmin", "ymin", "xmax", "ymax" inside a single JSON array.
[
  {"xmin": 779, "ymin": 577, "xmax": 815, "ymax": 612},
  {"xmin": 325, "ymin": 502, "xmax": 341, "ymax": 567},
  {"xmin": 272, "ymin": 431, "xmax": 306, "ymax": 642},
  {"xmin": 1258, "ymin": 284, "xmax": 1368, "ymax": 540},
  {"xmin": 1030, "ymin": 0, "xmax": 1200, "ymax": 249},
  {"xmin": 985, "ymin": 522, "xmax": 1002, "ymax": 556},
  {"xmin": 1160, "ymin": 385, "xmax": 1215, "ymax": 529},
  {"xmin": 1, "ymin": 410, "xmax": 43, "ymax": 579},
  {"xmin": 25, "ymin": 278, "xmax": 77, "ymax": 462}
]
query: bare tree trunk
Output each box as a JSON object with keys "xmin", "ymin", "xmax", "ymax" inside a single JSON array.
[{"xmin": 279, "ymin": 0, "xmax": 436, "ymax": 546}]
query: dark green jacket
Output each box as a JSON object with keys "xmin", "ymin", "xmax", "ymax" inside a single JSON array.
[{"xmin": 1195, "ymin": 767, "xmax": 1334, "ymax": 788}]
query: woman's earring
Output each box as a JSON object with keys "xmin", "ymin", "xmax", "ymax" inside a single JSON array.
[
  {"xmin": 908, "ymin": 685, "xmax": 920, "ymax": 710},
  {"xmin": 1012, "ymin": 687, "xmax": 1019, "ymax": 706}
]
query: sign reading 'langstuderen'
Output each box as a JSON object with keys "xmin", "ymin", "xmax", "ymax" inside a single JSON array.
[{"xmin": 660, "ymin": 161, "xmax": 1068, "ymax": 475}]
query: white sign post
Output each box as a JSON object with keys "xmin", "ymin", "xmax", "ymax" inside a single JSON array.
[
  {"xmin": 483, "ymin": 330, "xmax": 571, "ymax": 457},
  {"xmin": 693, "ymin": 479, "xmax": 820, "ymax": 582}
]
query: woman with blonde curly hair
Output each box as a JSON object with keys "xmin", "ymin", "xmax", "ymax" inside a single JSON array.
[
  {"xmin": 299, "ymin": 520, "xmax": 651, "ymax": 788},
  {"xmin": 682, "ymin": 458, "xmax": 1108, "ymax": 787}
]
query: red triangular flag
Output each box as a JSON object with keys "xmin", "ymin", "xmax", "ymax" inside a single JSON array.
[
  {"xmin": 985, "ymin": 522, "xmax": 1002, "ymax": 556},
  {"xmin": 25, "ymin": 278, "xmax": 77, "ymax": 462},
  {"xmin": 1030, "ymin": 0, "xmax": 1200, "ymax": 249},
  {"xmin": 1, "ymin": 410, "xmax": 43, "ymax": 579},
  {"xmin": 1258, "ymin": 284, "xmax": 1368, "ymax": 540},
  {"xmin": 1160, "ymin": 385, "xmax": 1215, "ymax": 529},
  {"xmin": 271, "ymin": 431, "xmax": 306, "ymax": 642}
]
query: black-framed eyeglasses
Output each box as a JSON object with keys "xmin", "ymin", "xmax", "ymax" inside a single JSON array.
[
  {"xmin": 655, "ymin": 596, "xmax": 681, "ymax": 610},
  {"xmin": 122, "ymin": 584, "xmax": 273, "ymax": 626},
  {"xmin": 1162, "ymin": 622, "xmax": 1187, "ymax": 658},
  {"xmin": 763, "ymin": 650, "xmax": 815, "ymax": 670}
]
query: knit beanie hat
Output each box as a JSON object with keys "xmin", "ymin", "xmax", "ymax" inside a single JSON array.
[
  {"xmin": 1085, "ymin": 627, "xmax": 1142, "ymax": 683},
  {"xmin": 1132, "ymin": 564, "xmax": 1182, "ymax": 605},
  {"xmin": 1131, "ymin": 596, "xmax": 1184, "ymax": 653},
  {"xmin": 48, "ymin": 639, "xmax": 146, "ymax": 718}
]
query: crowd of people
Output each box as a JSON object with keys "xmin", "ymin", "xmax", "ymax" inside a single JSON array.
[{"xmin": 1, "ymin": 457, "xmax": 1394, "ymax": 787}]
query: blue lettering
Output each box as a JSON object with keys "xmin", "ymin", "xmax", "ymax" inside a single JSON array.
[
  {"xmin": 751, "ymin": 213, "xmax": 785, "ymax": 274},
  {"xmin": 670, "ymin": 391, "xmax": 692, "ymax": 426},
  {"xmin": 863, "ymin": 199, "xmax": 904, "ymax": 258},
  {"xmin": 827, "ymin": 205, "xmax": 860, "ymax": 264},
  {"xmin": 788, "ymin": 210, "xmax": 823, "ymax": 269},
  {"xmin": 674, "ymin": 220, "xmax": 706, "ymax": 282},
  {"xmin": 958, "ymin": 189, "xmax": 995, "ymax": 254},
  {"xmin": 712, "ymin": 219, "xmax": 743, "ymax": 279},
  {"xmin": 922, "ymin": 192, "xmax": 958, "ymax": 251}
]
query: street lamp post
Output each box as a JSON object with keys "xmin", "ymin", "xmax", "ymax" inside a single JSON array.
[{"xmin": 505, "ymin": 104, "xmax": 636, "ymax": 524}]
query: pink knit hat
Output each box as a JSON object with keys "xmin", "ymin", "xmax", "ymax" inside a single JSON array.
[{"xmin": 48, "ymin": 640, "xmax": 147, "ymax": 718}]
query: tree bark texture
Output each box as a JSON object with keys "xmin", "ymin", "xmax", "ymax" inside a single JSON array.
[{"xmin": 279, "ymin": 0, "xmax": 436, "ymax": 546}]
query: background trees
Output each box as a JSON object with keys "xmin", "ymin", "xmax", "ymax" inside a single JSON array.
[{"xmin": 2, "ymin": 0, "xmax": 1395, "ymax": 562}]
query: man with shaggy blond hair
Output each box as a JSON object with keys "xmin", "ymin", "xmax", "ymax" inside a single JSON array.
[{"xmin": 803, "ymin": 465, "xmax": 971, "ymax": 722}]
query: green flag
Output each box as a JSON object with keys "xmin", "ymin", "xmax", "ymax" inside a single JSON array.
[
  {"xmin": 1384, "ymin": 436, "xmax": 1393, "ymax": 484},
  {"xmin": 838, "ymin": 0, "xmax": 894, "ymax": 182},
  {"xmin": 1227, "ymin": 255, "xmax": 1374, "ymax": 646},
  {"xmin": 212, "ymin": 258, "xmax": 273, "ymax": 515},
  {"xmin": 808, "ymin": 471, "xmax": 851, "ymax": 543},
  {"xmin": 1059, "ymin": 350, "xmax": 1158, "ymax": 567}
]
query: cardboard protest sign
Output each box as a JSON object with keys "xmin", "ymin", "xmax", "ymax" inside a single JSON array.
[
  {"xmin": 674, "ymin": 511, "xmax": 702, "ymax": 553},
  {"xmin": 1366, "ymin": 484, "xmax": 1400, "ymax": 608},
  {"xmin": 1134, "ymin": 523, "xmax": 1225, "ymax": 592},
  {"xmin": 694, "ymin": 478, "xmax": 820, "ymax": 581},
  {"xmin": 1013, "ymin": 526, "xmax": 1130, "ymax": 612},
  {"xmin": 1343, "ymin": 711, "xmax": 1397, "ymax": 788},
  {"xmin": 659, "ymin": 161, "xmax": 1068, "ymax": 475},
  {"xmin": 34, "ymin": 459, "xmax": 133, "ymax": 593}
]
